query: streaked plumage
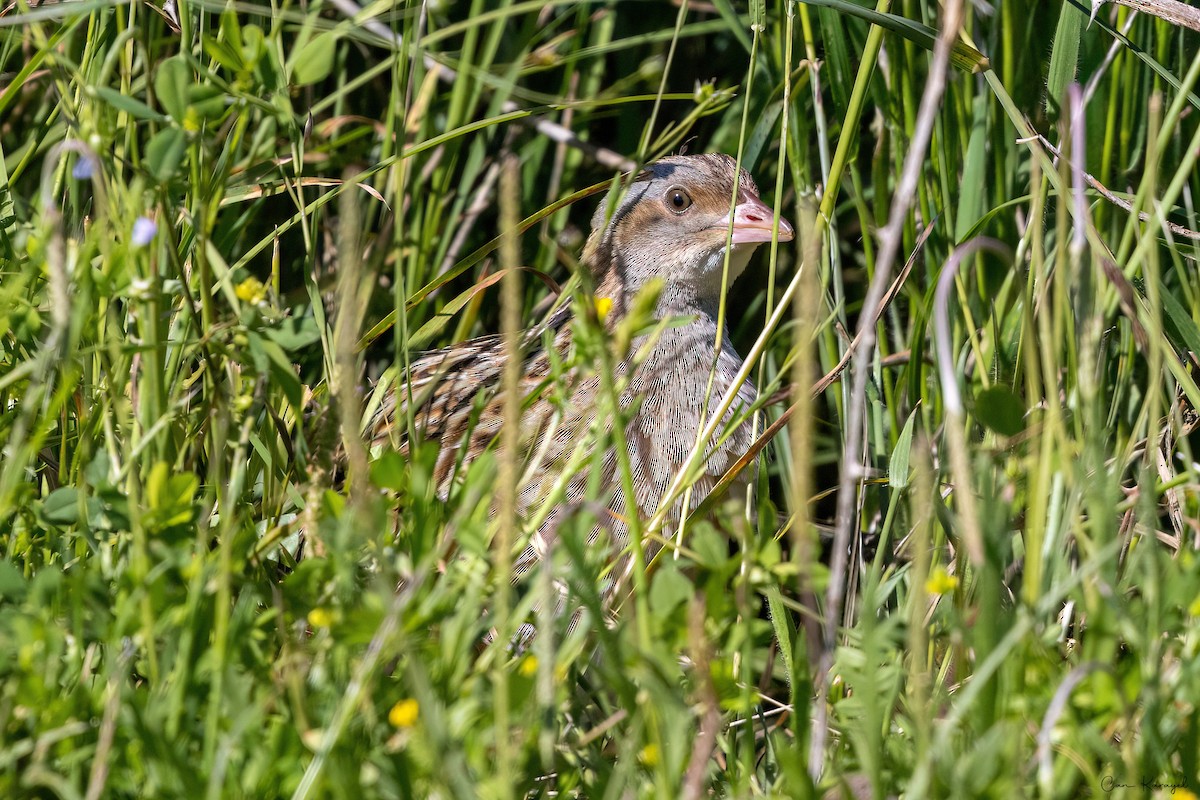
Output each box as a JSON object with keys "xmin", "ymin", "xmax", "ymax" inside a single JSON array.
[{"xmin": 369, "ymin": 153, "xmax": 793, "ymax": 593}]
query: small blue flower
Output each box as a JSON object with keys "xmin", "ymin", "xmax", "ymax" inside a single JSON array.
[
  {"xmin": 72, "ymin": 156, "xmax": 95, "ymax": 180},
  {"xmin": 132, "ymin": 216, "xmax": 157, "ymax": 247}
]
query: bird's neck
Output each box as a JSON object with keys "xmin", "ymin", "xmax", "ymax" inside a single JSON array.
[
  {"xmin": 589, "ymin": 250, "xmax": 754, "ymax": 441},
  {"xmin": 596, "ymin": 269, "xmax": 722, "ymax": 328},
  {"xmin": 593, "ymin": 268, "xmax": 741, "ymax": 383},
  {"xmin": 591, "ymin": 241, "xmax": 736, "ymax": 320}
]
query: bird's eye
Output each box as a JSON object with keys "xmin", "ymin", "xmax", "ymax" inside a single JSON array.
[{"xmin": 664, "ymin": 187, "xmax": 693, "ymax": 214}]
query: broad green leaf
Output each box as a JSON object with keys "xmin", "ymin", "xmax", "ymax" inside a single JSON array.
[
  {"xmin": 649, "ymin": 562, "xmax": 693, "ymax": 616},
  {"xmin": 251, "ymin": 26, "xmax": 284, "ymax": 92},
  {"xmin": 146, "ymin": 462, "xmax": 199, "ymax": 529},
  {"xmin": 248, "ymin": 331, "xmax": 304, "ymax": 411},
  {"xmin": 155, "ymin": 54, "xmax": 191, "ymax": 122},
  {"xmin": 265, "ymin": 315, "xmax": 321, "ymax": 352},
  {"xmin": 219, "ymin": 8, "xmax": 243, "ymax": 55},
  {"xmin": 974, "ymin": 385, "xmax": 1026, "ymax": 437},
  {"xmin": 242, "ymin": 24, "xmax": 267, "ymax": 66},
  {"xmin": 691, "ymin": 526, "xmax": 729, "ymax": 569},
  {"xmin": 712, "ymin": 657, "xmax": 755, "ymax": 712},
  {"xmin": 146, "ymin": 460, "xmax": 170, "ymax": 508},
  {"xmin": 41, "ymin": 487, "xmax": 80, "ymax": 525},
  {"xmin": 145, "ymin": 127, "xmax": 188, "ymax": 182},
  {"xmin": 0, "ymin": 561, "xmax": 26, "ymax": 601},
  {"xmin": 370, "ymin": 451, "xmax": 408, "ymax": 492},
  {"xmin": 91, "ymin": 86, "xmax": 168, "ymax": 121},
  {"xmin": 187, "ymin": 84, "xmax": 228, "ymax": 121},
  {"xmin": 292, "ymin": 33, "xmax": 339, "ymax": 86},
  {"xmin": 321, "ymin": 489, "xmax": 345, "ymax": 519},
  {"xmin": 203, "ymin": 34, "xmax": 245, "ymax": 73}
]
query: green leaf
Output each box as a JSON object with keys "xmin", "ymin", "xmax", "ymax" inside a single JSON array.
[
  {"xmin": 711, "ymin": 658, "xmax": 754, "ymax": 712},
  {"xmin": 974, "ymin": 386, "xmax": 1026, "ymax": 437},
  {"xmin": 155, "ymin": 54, "xmax": 191, "ymax": 122},
  {"xmin": 370, "ymin": 451, "xmax": 408, "ymax": 492},
  {"xmin": 764, "ymin": 585, "xmax": 795, "ymax": 689},
  {"xmin": 145, "ymin": 127, "xmax": 188, "ymax": 182},
  {"xmin": 1159, "ymin": 284, "xmax": 1200, "ymax": 359},
  {"xmin": 816, "ymin": 6, "xmax": 854, "ymax": 113},
  {"xmin": 749, "ymin": 0, "xmax": 765, "ymax": 30},
  {"xmin": 146, "ymin": 460, "xmax": 170, "ymax": 507},
  {"xmin": 187, "ymin": 84, "xmax": 228, "ymax": 122},
  {"xmin": 802, "ymin": 0, "xmax": 989, "ymax": 73},
  {"xmin": 41, "ymin": 487, "xmax": 80, "ymax": 525},
  {"xmin": 649, "ymin": 562, "xmax": 693, "ymax": 616},
  {"xmin": 292, "ymin": 33, "xmax": 339, "ymax": 86},
  {"xmin": 251, "ymin": 27, "xmax": 284, "ymax": 93},
  {"xmin": 203, "ymin": 34, "xmax": 245, "ymax": 73},
  {"xmin": 0, "ymin": 560, "xmax": 26, "ymax": 601},
  {"xmin": 219, "ymin": 8, "xmax": 244, "ymax": 55},
  {"xmin": 264, "ymin": 315, "xmax": 321, "ymax": 352},
  {"xmin": 691, "ymin": 527, "xmax": 728, "ymax": 569},
  {"xmin": 955, "ymin": 93, "xmax": 989, "ymax": 243},
  {"xmin": 241, "ymin": 24, "xmax": 267, "ymax": 67},
  {"xmin": 146, "ymin": 461, "xmax": 199, "ymax": 530},
  {"xmin": 84, "ymin": 449, "xmax": 113, "ymax": 488},
  {"xmin": 743, "ymin": 98, "xmax": 784, "ymax": 171},
  {"xmin": 1045, "ymin": 0, "xmax": 1084, "ymax": 119},
  {"xmin": 889, "ymin": 408, "xmax": 918, "ymax": 490},
  {"xmin": 321, "ymin": 489, "xmax": 345, "ymax": 520},
  {"xmin": 248, "ymin": 331, "xmax": 303, "ymax": 411},
  {"xmin": 91, "ymin": 86, "xmax": 168, "ymax": 122}
]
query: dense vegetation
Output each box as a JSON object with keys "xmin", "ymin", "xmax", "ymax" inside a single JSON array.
[{"xmin": 3, "ymin": 0, "xmax": 1200, "ymax": 796}]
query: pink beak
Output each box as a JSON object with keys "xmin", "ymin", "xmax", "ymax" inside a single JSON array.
[{"xmin": 719, "ymin": 194, "xmax": 795, "ymax": 245}]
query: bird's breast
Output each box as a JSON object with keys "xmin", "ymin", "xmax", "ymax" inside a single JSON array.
[{"xmin": 622, "ymin": 319, "xmax": 757, "ymax": 517}]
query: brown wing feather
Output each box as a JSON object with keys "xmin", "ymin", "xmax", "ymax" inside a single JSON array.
[{"xmin": 367, "ymin": 305, "xmax": 573, "ymax": 489}]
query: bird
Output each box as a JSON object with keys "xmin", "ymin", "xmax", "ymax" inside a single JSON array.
[{"xmin": 368, "ymin": 153, "xmax": 794, "ymax": 601}]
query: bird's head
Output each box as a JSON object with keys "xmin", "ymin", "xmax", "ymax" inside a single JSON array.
[{"xmin": 584, "ymin": 153, "xmax": 794, "ymax": 306}]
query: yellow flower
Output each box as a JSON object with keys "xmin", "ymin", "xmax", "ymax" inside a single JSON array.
[
  {"xmin": 638, "ymin": 743, "xmax": 659, "ymax": 767},
  {"xmin": 306, "ymin": 607, "xmax": 333, "ymax": 628},
  {"xmin": 388, "ymin": 698, "xmax": 419, "ymax": 728},
  {"xmin": 594, "ymin": 296, "xmax": 613, "ymax": 319},
  {"xmin": 183, "ymin": 107, "xmax": 202, "ymax": 133},
  {"xmin": 518, "ymin": 655, "xmax": 538, "ymax": 677},
  {"xmin": 924, "ymin": 567, "xmax": 958, "ymax": 596},
  {"xmin": 235, "ymin": 276, "xmax": 267, "ymax": 304}
]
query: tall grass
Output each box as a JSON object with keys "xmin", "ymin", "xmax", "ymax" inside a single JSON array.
[{"xmin": 2, "ymin": 0, "xmax": 1199, "ymax": 796}]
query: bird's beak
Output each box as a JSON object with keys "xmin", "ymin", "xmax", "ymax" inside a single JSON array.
[{"xmin": 719, "ymin": 195, "xmax": 795, "ymax": 245}]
